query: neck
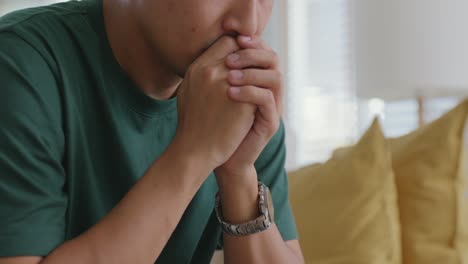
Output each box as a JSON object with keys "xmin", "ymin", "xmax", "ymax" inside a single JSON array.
[{"xmin": 102, "ymin": 0, "xmax": 182, "ymax": 100}]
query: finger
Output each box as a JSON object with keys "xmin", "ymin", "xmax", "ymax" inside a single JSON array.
[
  {"xmin": 228, "ymin": 69, "xmax": 281, "ymax": 91},
  {"xmin": 226, "ymin": 49, "xmax": 279, "ymax": 70},
  {"xmin": 228, "ymin": 86, "xmax": 278, "ymax": 123},
  {"xmin": 197, "ymin": 36, "xmax": 240, "ymax": 64},
  {"xmin": 237, "ymin": 35, "xmax": 273, "ymax": 51},
  {"xmin": 228, "ymin": 69, "xmax": 284, "ymax": 115}
]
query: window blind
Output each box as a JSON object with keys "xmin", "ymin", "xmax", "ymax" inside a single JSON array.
[{"xmin": 287, "ymin": 0, "xmax": 357, "ymax": 168}]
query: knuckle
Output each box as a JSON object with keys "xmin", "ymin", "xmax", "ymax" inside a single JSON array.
[
  {"xmin": 202, "ymin": 66, "xmax": 218, "ymax": 80},
  {"xmin": 186, "ymin": 63, "xmax": 197, "ymax": 76},
  {"xmin": 274, "ymin": 70, "xmax": 284, "ymax": 84},
  {"xmin": 264, "ymin": 89, "xmax": 275, "ymax": 103},
  {"xmin": 242, "ymin": 70, "xmax": 253, "ymax": 82},
  {"xmin": 266, "ymin": 89, "xmax": 275, "ymax": 99}
]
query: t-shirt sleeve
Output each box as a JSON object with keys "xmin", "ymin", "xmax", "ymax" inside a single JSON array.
[
  {"xmin": 255, "ymin": 120, "xmax": 298, "ymax": 241},
  {"xmin": 0, "ymin": 31, "xmax": 67, "ymax": 257}
]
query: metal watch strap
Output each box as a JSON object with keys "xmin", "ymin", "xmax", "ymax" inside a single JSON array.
[{"xmin": 215, "ymin": 182, "xmax": 274, "ymax": 236}]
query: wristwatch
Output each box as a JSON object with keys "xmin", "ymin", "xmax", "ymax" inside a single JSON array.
[{"xmin": 215, "ymin": 181, "xmax": 275, "ymax": 236}]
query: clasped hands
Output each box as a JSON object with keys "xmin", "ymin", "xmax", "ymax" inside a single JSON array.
[{"xmin": 175, "ymin": 35, "xmax": 283, "ymax": 189}]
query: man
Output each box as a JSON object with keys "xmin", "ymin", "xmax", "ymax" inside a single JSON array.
[{"xmin": 0, "ymin": 0, "xmax": 304, "ymax": 263}]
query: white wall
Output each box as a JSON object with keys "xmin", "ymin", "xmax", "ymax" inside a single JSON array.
[
  {"xmin": 354, "ymin": 0, "xmax": 468, "ymax": 100},
  {"xmin": 0, "ymin": 0, "xmax": 65, "ymax": 16}
]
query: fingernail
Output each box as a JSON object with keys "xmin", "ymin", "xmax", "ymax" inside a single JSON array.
[
  {"xmin": 227, "ymin": 53, "xmax": 240, "ymax": 63},
  {"xmin": 230, "ymin": 70, "xmax": 243, "ymax": 80},
  {"xmin": 239, "ymin": 35, "xmax": 252, "ymax": 42},
  {"xmin": 230, "ymin": 87, "xmax": 241, "ymax": 94}
]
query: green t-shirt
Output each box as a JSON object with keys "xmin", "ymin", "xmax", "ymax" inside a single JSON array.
[{"xmin": 0, "ymin": 0, "xmax": 297, "ymax": 262}]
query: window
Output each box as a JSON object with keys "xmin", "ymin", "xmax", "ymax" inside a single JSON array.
[
  {"xmin": 286, "ymin": 0, "xmax": 357, "ymax": 169},
  {"xmin": 359, "ymin": 96, "xmax": 463, "ymax": 137}
]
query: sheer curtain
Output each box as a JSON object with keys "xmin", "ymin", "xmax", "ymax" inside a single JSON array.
[
  {"xmin": 273, "ymin": 0, "xmax": 467, "ymax": 170},
  {"xmin": 285, "ymin": 0, "xmax": 357, "ymax": 169}
]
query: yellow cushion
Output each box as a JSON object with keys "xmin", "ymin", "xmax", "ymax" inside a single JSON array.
[
  {"xmin": 289, "ymin": 120, "xmax": 401, "ymax": 264},
  {"xmin": 389, "ymin": 99, "xmax": 468, "ymax": 264}
]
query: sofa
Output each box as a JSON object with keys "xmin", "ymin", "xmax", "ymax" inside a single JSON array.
[{"xmin": 289, "ymin": 99, "xmax": 468, "ymax": 264}]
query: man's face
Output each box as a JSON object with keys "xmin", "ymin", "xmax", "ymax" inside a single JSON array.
[{"xmin": 134, "ymin": 0, "xmax": 274, "ymax": 76}]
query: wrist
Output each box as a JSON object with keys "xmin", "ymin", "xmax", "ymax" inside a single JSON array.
[
  {"xmin": 163, "ymin": 138, "xmax": 214, "ymax": 187},
  {"xmin": 215, "ymin": 182, "xmax": 275, "ymax": 236},
  {"xmin": 215, "ymin": 164, "xmax": 256, "ymax": 190},
  {"xmin": 216, "ymin": 170, "xmax": 259, "ymax": 224}
]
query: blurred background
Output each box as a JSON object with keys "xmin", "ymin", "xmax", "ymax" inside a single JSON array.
[{"xmin": 2, "ymin": 0, "xmax": 467, "ymax": 170}]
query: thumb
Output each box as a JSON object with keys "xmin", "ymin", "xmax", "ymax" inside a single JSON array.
[{"xmin": 196, "ymin": 36, "xmax": 240, "ymax": 64}]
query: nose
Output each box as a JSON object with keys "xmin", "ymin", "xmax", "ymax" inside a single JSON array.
[{"xmin": 222, "ymin": 0, "xmax": 259, "ymax": 37}]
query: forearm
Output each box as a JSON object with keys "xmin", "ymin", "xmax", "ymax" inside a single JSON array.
[
  {"xmin": 42, "ymin": 141, "xmax": 211, "ymax": 264},
  {"xmin": 223, "ymin": 225, "xmax": 302, "ymax": 264},
  {"xmin": 218, "ymin": 171, "xmax": 303, "ymax": 264}
]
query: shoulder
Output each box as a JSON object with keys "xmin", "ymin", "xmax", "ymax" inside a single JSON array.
[
  {"xmin": 0, "ymin": 30, "xmax": 58, "ymax": 92},
  {"xmin": 0, "ymin": 31, "xmax": 63, "ymax": 130},
  {"xmin": 0, "ymin": 1, "xmax": 92, "ymax": 70},
  {"xmin": 0, "ymin": 1, "xmax": 86, "ymax": 33}
]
